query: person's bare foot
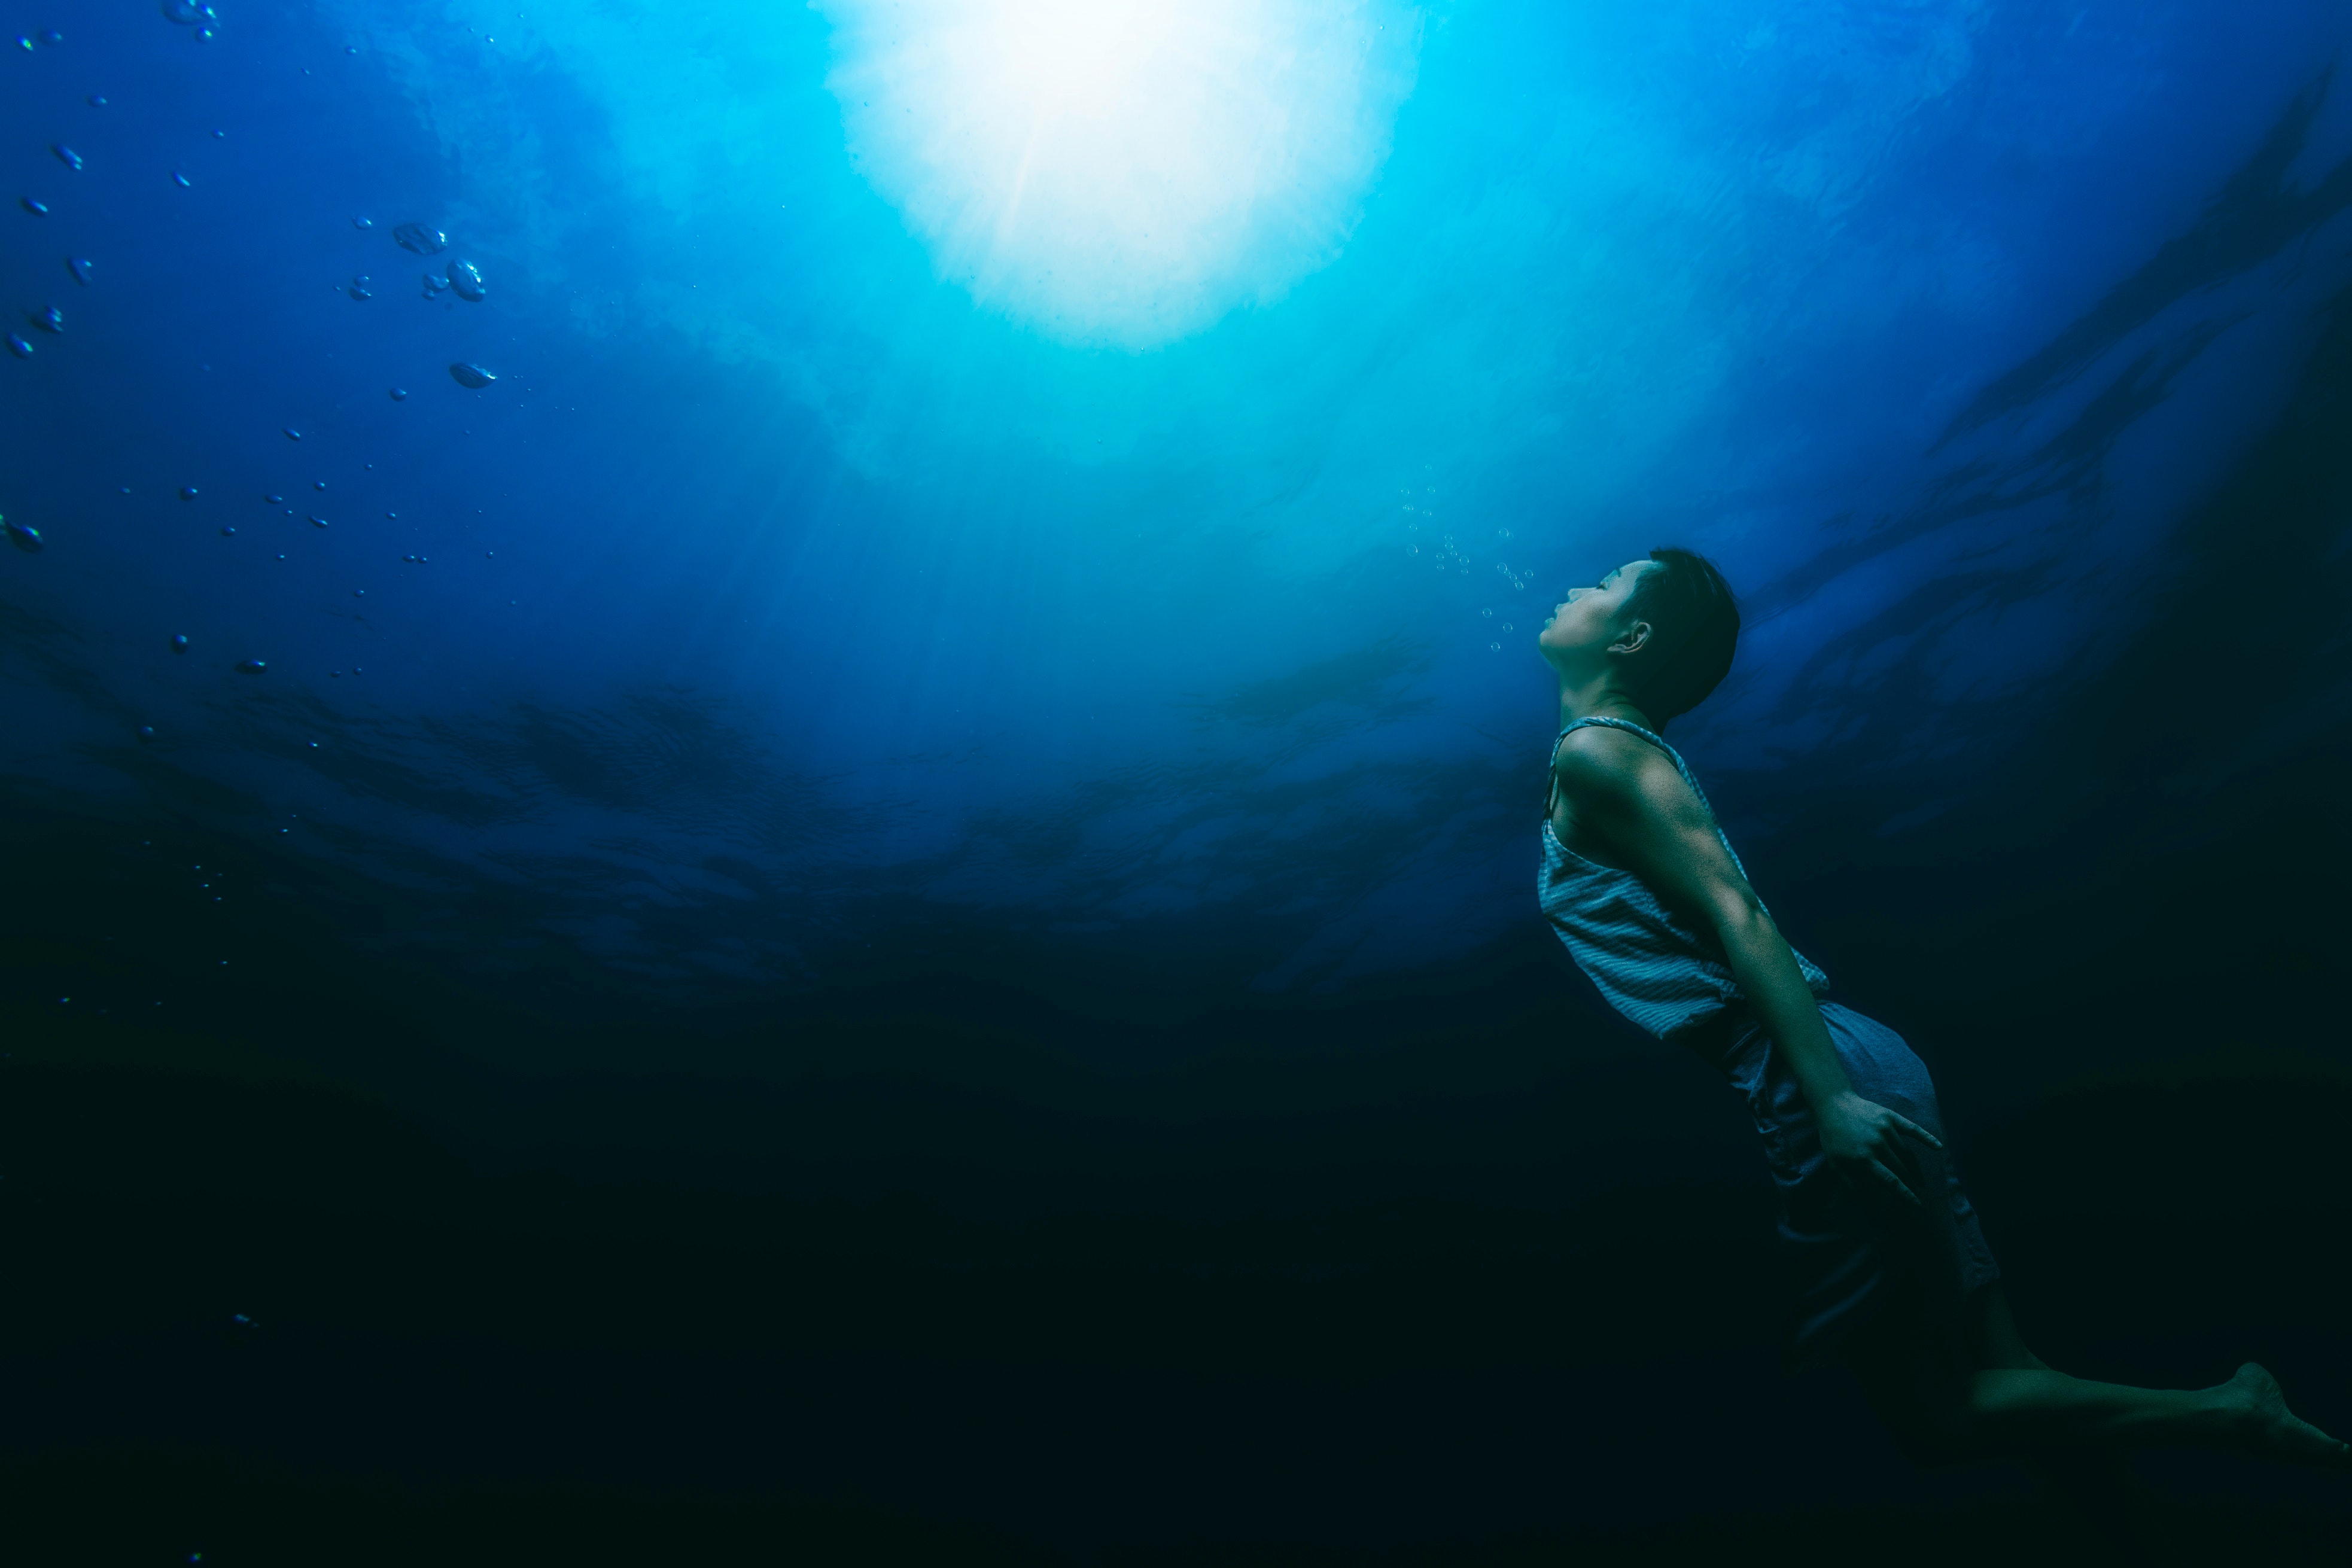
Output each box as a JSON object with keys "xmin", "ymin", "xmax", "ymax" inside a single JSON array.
[{"xmin": 2214, "ymin": 1363, "xmax": 2352, "ymax": 1466}]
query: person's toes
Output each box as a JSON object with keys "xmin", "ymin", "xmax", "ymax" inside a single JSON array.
[{"xmin": 2232, "ymin": 1364, "xmax": 2351, "ymax": 1466}]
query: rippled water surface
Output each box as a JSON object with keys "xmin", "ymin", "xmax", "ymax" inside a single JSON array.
[{"xmin": 3, "ymin": 2, "xmax": 2344, "ymax": 1032}]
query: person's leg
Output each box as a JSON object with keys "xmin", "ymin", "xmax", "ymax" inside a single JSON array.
[
  {"xmin": 1838, "ymin": 1267, "xmax": 1976, "ymax": 1465},
  {"xmin": 1960, "ymin": 1283, "xmax": 2349, "ymax": 1463},
  {"xmin": 1806, "ymin": 1007, "xmax": 2349, "ymax": 1470},
  {"xmin": 1968, "ymin": 1283, "xmax": 2153, "ymax": 1551},
  {"xmin": 1966, "ymin": 1280, "xmax": 2047, "ymax": 1371},
  {"xmin": 1968, "ymin": 1364, "xmax": 2237, "ymax": 1447},
  {"xmin": 1848, "ymin": 1280, "xmax": 2350, "ymax": 1465}
]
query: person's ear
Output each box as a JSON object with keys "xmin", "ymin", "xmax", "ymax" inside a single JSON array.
[{"xmin": 1610, "ymin": 619, "xmax": 1653, "ymax": 657}]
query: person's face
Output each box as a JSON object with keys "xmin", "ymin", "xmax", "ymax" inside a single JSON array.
[{"xmin": 1538, "ymin": 559, "xmax": 1655, "ymax": 661}]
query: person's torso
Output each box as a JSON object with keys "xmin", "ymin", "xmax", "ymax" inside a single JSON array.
[{"xmin": 1538, "ymin": 716, "xmax": 1828, "ymax": 1041}]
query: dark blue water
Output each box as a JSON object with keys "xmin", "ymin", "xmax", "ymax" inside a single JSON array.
[{"xmin": 5, "ymin": 4, "xmax": 2352, "ymax": 1562}]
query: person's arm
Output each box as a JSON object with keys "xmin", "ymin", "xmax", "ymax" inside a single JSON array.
[{"xmin": 1554, "ymin": 730, "xmax": 1939, "ymax": 1204}]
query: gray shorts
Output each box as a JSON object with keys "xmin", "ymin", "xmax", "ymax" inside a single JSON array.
[{"xmin": 1705, "ymin": 1002, "xmax": 2002, "ymax": 1367}]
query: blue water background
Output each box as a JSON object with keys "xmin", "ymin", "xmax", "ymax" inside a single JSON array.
[{"xmin": 2, "ymin": 0, "xmax": 2350, "ymax": 1031}]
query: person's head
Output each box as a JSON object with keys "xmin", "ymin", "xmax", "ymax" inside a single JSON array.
[{"xmin": 1537, "ymin": 547, "xmax": 1739, "ymax": 724}]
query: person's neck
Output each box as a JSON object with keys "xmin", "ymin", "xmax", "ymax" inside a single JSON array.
[{"xmin": 1556, "ymin": 678, "xmax": 1657, "ymax": 734}]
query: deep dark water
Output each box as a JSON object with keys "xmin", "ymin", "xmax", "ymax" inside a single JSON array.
[
  {"xmin": 9, "ymin": 839, "xmax": 2352, "ymax": 1567},
  {"xmin": 8, "ymin": 2, "xmax": 2352, "ymax": 1564},
  {"xmin": 11, "ymin": 689, "xmax": 2352, "ymax": 1566}
]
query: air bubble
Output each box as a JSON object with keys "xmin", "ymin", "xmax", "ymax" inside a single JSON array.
[
  {"xmin": 52, "ymin": 145, "xmax": 82, "ymax": 172},
  {"xmin": 6, "ymin": 334, "xmax": 29, "ymax": 358},
  {"xmin": 67, "ymin": 257, "xmax": 92, "ymax": 285},
  {"xmin": 394, "ymin": 222, "xmax": 447, "ymax": 256}
]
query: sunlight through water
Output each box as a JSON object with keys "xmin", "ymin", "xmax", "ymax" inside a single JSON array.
[{"xmin": 817, "ymin": 0, "xmax": 1422, "ymax": 349}]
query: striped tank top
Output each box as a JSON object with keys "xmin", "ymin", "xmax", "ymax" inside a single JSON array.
[{"xmin": 1539, "ymin": 716, "xmax": 1828, "ymax": 1040}]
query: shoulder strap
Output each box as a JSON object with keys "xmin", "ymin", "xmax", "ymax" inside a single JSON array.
[
  {"xmin": 1549, "ymin": 716, "xmax": 1676, "ymax": 818},
  {"xmin": 1551, "ymin": 714, "xmax": 1681, "ymax": 772},
  {"xmin": 1546, "ymin": 718, "xmax": 1746, "ymax": 876}
]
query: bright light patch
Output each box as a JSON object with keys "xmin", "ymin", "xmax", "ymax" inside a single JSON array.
[{"xmin": 818, "ymin": 1, "xmax": 1420, "ymax": 349}]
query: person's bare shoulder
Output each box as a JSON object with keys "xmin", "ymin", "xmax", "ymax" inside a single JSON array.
[
  {"xmin": 1553, "ymin": 724, "xmax": 1667, "ymax": 806},
  {"xmin": 1553, "ymin": 726, "xmax": 1707, "ymax": 831}
]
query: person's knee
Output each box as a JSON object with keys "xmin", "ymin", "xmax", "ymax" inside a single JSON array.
[
  {"xmin": 1965, "ymin": 1283, "xmax": 2047, "ymax": 1372},
  {"xmin": 1843, "ymin": 1272, "xmax": 1990, "ymax": 1465},
  {"xmin": 1967, "ymin": 1367, "xmax": 2046, "ymax": 1423}
]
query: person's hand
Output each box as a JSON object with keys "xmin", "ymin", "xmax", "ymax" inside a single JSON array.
[{"xmin": 1814, "ymin": 1090, "xmax": 1942, "ymax": 1207}]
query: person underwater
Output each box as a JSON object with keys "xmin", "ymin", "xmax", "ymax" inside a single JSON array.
[{"xmin": 1535, "ymin": 547, "xmax": 2348, "ymax": 1468}]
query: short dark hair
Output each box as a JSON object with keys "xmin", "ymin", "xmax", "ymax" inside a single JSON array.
[{"xmin": 1620, "ymin": 547, "xmax": 1739, "ymax": 721}]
